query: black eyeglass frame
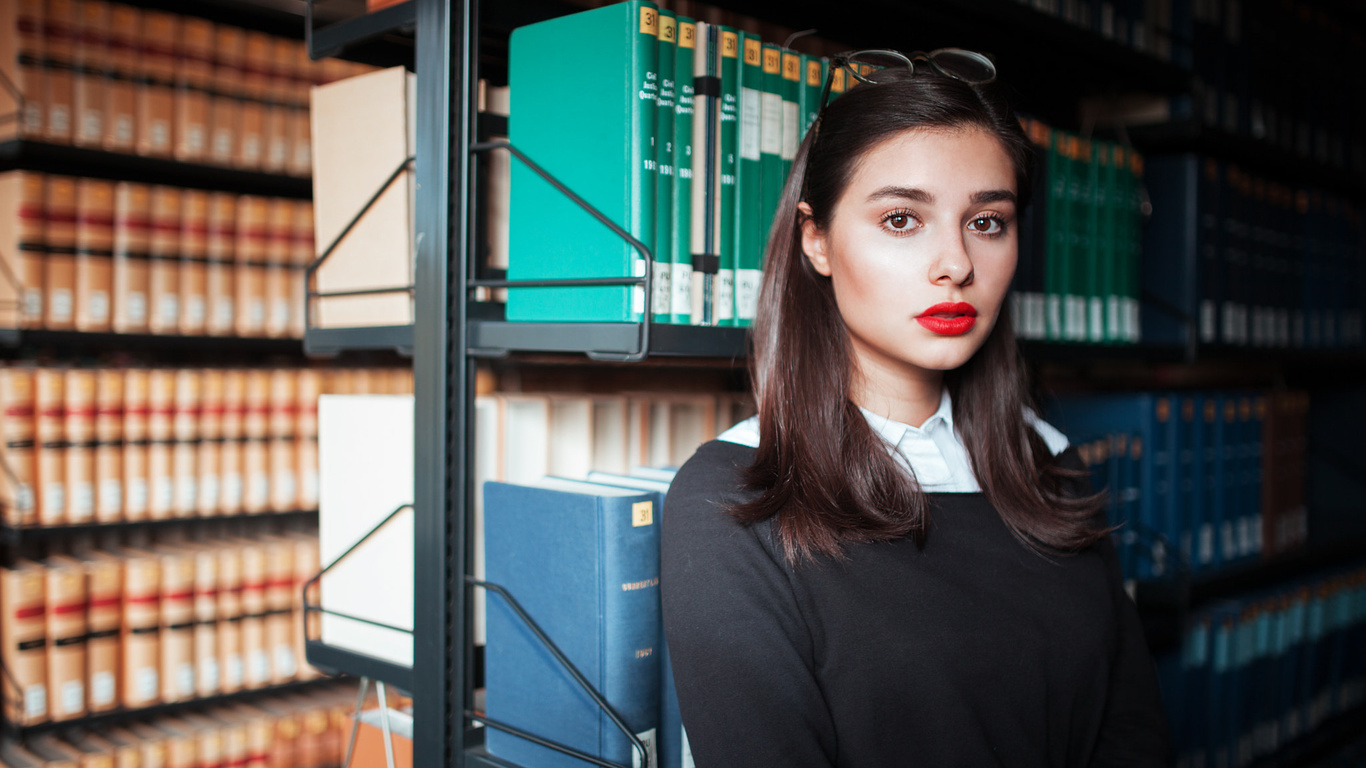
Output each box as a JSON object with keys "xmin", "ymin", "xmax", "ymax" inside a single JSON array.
[{"xmin": 811, "ymin": 48, "xmax": 998, "ymax": 139}]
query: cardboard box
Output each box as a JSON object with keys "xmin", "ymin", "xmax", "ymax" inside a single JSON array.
[
  {"xmin": 209, "ymin": 26, "xmax": 244, "ymax": 167},
  {"xmin": 112, "ymin": 182, "xmax": 152, "ymax": 333},
  {"xmin": 234, "ymin": 196, "xmax": 269, "ymax": 336},
  {"xmin": 157, "ymin": 547, "xmax": 196, "ymax": 702},
  {"xmin": 72, "ymin": 1, "xmax": 109, "ymax": 147},
  {"xmin": 136, "ymin": 11, "xmax": 177, "ymax": 157},
  {"xmin": 93, "ymin": 369, "xmax": 124, "ymax": 522},
  {"xmin": 2, "ymin": 561, "xmax": 49, "ymax": 724},
  {"xmin": 61, "ymin": 369, "xmax": 96, "ymax": 523},
  {"xmin": 44, "ymin": 175, "xmax": 78, "ymax": 329},
  {"xmin": 217, "ymin": 543, "xmax": 244, "ymax": 693},
  {"xmin": 81, "ymin": 551, "xmax": 122, "ymax": 712},
  {"xmin": 174, "ymin": 17, "xmax": 214, "ymax": 163},
  {"xmin": 0, "ymin": 366, "xmax": 38, "ymax": 527},
  {"xmin": 147, "ymin": 186, "xmax": 182, "ymax": 334},
  {"xmin": 178, "ymin": 191, "xmax": 210, "ymax": 335},
  {"xmin": 75, "ymin": 178, "xmax": 114, "ymax": 331},
  {"xmin": 34, "ymin": 367, "xmax": 65, "ymax": 525},
  {"xmin": 206, "ymin": 193, "xmax": 237, "ymax": 335},
  {"xmin": 121, "ymin": 369, "xmax": 150, "ymax": 520},
  {"xmin": 120, "ymin": 551, "xmax": 161, "ymax": 708},
  {"xmin": 0, "ymin": 0, "xmax": 47, "ymax": 140},
  {"xmin": 43, "ymin": 556, "xmax": 88, "ymax": 721},
  {"xmin": 310, "ymin": 67, "xmax": 416, "ymax": 328},
  {"xmin": 103, "ymin": 4, "xmax": 139, "ymax": 152},
  {"xmin": 43, "ymin": 0, "xmax": 77, "ymax": 144}
]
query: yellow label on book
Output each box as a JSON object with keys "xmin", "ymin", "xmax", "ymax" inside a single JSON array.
[
  {"xmin": 782, "ymin": 52, "xmax": 799, "ymax": 81},
  {"xmin": 806, "ymin": 59, "xmax": 822, "ymax": 87},
  {"xmin": 743, "ymin": 37, "xmax": 760, "ymax": 65},
  {"xmin": 679, "ymin": 21, "xmax": 695, "ymax": 49},
  {"xmin": 659, "ymin": 14, "xmax": 675, "ymax": 42},
  {"xmin": 1156, "ymin": 398, "xmax": 1170, "ymax": 422},
  {"xmin": 831, "ymin": 66, "xmax": 846, "ymax": 93},
  {"xmin": 722, "ymin": 31, "xmax": 739, "ymax": 58},
  {"xmin": 632, "ymin": 501, "xmax": 653, "ymax": 527},
  {"xmin": 763, "ymin": 47, "xmax": 781, "ymax": 74},
  {"xmin": 640, "ymin": 6, "xmax": 658, "ymax": 35}
]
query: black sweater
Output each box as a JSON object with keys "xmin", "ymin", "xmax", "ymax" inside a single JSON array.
[{"xmin": 661, "ymin": 440, "xmax": 1170, "ymax": 767}]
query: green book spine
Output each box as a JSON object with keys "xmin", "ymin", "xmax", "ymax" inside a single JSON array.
[
  {"xmin": 1044, "ymin": 130, "xmax": 1069, "ymax": 341},
  {"xmin": 799, "ymin": 54, "xmax": 824, "ymax": 139},
  {"xmin": 506, "ymin": 1, "xmax": 660, "ymax": 323},
  {"xmin": 1085, "ymin": 137, "xmax": 1105, "ymax": 343},
  {"xmin": 758, "ymin": 40, "xmax": 784, "ymax": 246},
  {"xmin": 1126, "ymin": 151, "xmax": 1144, "ymax": 342},
  {"xmin": 1066, "ymin": 135, "xmax": 1090, "ymax": 342},
  {"xmin": 670, "ymin": 17, "xmax": 695, "ymax": 325},
  {"xmin": 778, "ymin": 49, "xmax": 801, "ymax": 189},
  {"xmin": 712, "ymin": 26, "xmax": 740, "ymax": 327},
  {"xmin": 1103, "ymin": 143, "xmax": 1125, "ymax": 344},
  {"xmin": 732, "ymin": 35, "xmax": 763, "ymax": 328},
  {"xmin": 653, "ymin": 10, "xmax": 677, "ymax": 324}
]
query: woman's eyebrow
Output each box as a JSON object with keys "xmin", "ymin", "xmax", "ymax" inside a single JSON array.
[
  {"xmin": 864, "ymin": 187, "xmax": 1017, "ymax": 205},
  {"xmin": 971, "ymin": 189, "xmax": 1017, "ymax": 205}
]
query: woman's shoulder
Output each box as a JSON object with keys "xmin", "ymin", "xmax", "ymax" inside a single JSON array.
[{"xmin": 670, "ymin": 436, "xmax": 758, "ymax": 504}]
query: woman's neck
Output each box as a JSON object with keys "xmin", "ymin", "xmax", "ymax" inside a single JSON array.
[{"xmin": 850, "ymin": 366, "xmax": 945, "ymax": 428}]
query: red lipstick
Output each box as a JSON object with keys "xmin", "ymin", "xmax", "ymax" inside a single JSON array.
[{"xmin": 916, "ymin": 302, "xmax": 978, "ymax": 335}]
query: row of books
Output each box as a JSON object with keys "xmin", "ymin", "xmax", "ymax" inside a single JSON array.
[
  {"xmin": 0, "ymin": 1, "xmax": 377, "ymax": 171},
  {"xmin": 1157, "ymin": 564, "xmax": 1366, "ymax": 768},
  {"xmin": 1014, "ymin": 119, "xmax": 1146, "ymax": 343},
  {"xmin": 0, "ymin": 679, "xmax": 357, "ymax": 767},
  {"xmin": 1048, "ymin": 389, "xmax": 1309, "ymax": 583},
  {"xmin": 1011, "ymin": 0, "xmax": 1192, "ymax": 66},
  {"xmin": 0, "ymin": 172, "xmax": 316, "ymax": 338},
  {"xmin": 1, "ymin": 531, "xmax": 321, "ymax": 726},
  {"xmin": 1144, "ymin": 155, "xmax": 1366, "ymax": 350},
  {"xmin": 0, "ymin": 365, "xmax": 413, "ymax": 528}
]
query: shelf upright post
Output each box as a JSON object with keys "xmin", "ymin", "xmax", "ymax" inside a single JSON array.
[{"xmin": 410, "ymin": 0, "xmax": 472, "ymax": 764}]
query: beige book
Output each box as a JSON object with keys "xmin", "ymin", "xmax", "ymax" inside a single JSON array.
[
  {"xmin": 309, "ymin": 67, "xmax": 416, "ymax": 328},
  {"xmin": 196, "ymin": 439, "xmax": 222, "ymax": 518},
  {"xmin": 43, "ymin": 0, "xmax": 77, "ymax": 144},
  {"xmin": 61, "ymin": 730, "xmax": 131, "ymax": 768},
  {"xmin": 173, "ymin": 17, "xmax": 213, "ymax": 163},
  {"xmin": 209, "ymin": 26, "xmax": 244, "ymax": 166},
  {"xmin": 238, "ymin": 621, "xmax": 268, "ymax": 690},
  {"xmin": 206, "ymin": 707, "xmax": 251, "ymax": 768},
  {"xmin": 34, "ymin": 367, "xmax": 66, "ymax": 525},
  {"xmin": 121, "ymin": 369, "xmax": 150, "ymax": 520},
  {"xmin": 1, "ymin": 561, "xmax": 49, "ymax": 724},
  {"xmin": 120, "ymin": 551, "xmax": 161, "ymax": 708},
  {"xmin": 16, "ymin": 172, "xmax": 45, "ymax": 328},
  {"xmin": 220, "ymin": 370, "xmax": 246, "ymax": 514},
  {"xmin": 261, "ymin": 38, "xmax": 295, "ymax": 174},
  {"xmin": 75, "ymin": 178, "xmax": 114, "ymax": 331},
  {"xmin": 81, "ymin": 551, "xmax": 122, "ymax": 712},
  {"xmin": 243, "ymin": 440, "xmax": 269, "ymax": 515},
  {"xmin": 122, "ymin": 723, "xmax": 172, "ymax": 768},
  {"xmin": 157, "ymin": 547, "xmax": 196, "ymax": 702},
  {"xmin": 93, "ymin": 369, "xmax": 124, "ymax": 522},
  {"xmin": 171, "ymin": 369, "xmax": 201, "ymax": 517},
  {"xmin": 72, "ymin": 0, "xmax": 109, "ymax": 147},
  {"xmin": 262, "ymin": 103, "xmax": 291, "ymax": 176},
  {"xmin": 234, "ymin": 196, "xmax": 269, "ymax": 335},
  {"xmin": 146, "ymin": 720, "xmax": 195, "ymax": 768},
  {"xmin": 217, "ymin": 543, "xmax": 244, "ymax": 693},
  {"xmin": 178, "ymin": 191, "xmax": 210, "ymax": 335},
  {"xmin": 287, "ymin": 103, "xmax": 313, "ymax": 177},
  {"xmin": 61, "ymin": 369, "xmax": 96, "ymax": 523},
  {"xmin": 206, "ymin": 193, "xmax": 237, "ymax": 335},
  {"xmin": 289, "ymin": 201, "xmax": 313, "ymax": 337},
  {"xmin": 0, "ymin": 0, "xmax": 46, "ymax": 140},
  {"xmin": 0, "ymin": 173, "xmax": 34, "ymax": 329},
  {"xmin": 43, "ymin": 556, "xmax": 88, "ymax": 721},
  {"xmin": 268, "ymin": 369, "xmax": 296, "ymax": 438},
  {"xmin": 296, "ymin": 437, "xmax": 319, "ymax": 513},
  {"xmin": 147, "ymin": 186, "xmax": 182, "ymax": 335},
  {"xmin": 179, "ymin": 713, "xmax": 230, "ymax": 768},
  {"xmin": 136, "ymin": 12, "xmax": 177, "ymax": 157},
  {"xmin": 146, "ymin": 370, "xmax": 175, "ymax": 519},
  {"xmin": 187, "ymin": 545, "xmax": 220, "ymax": 697},
  {"xmin": 264, "ymin": 199, "xmax": 292, "ymax": 337},
  {"xmin": 238, "ymin": 33, "xmax": 273, "ymax": 170},
  {"xmin": 44, "ymin": 175, "xmax": 79, "ymax": 329},
  {"xmin": 112, "ymin": 182, "xmax": 152, "ymax": 333},
  {"xmin": 0, "ymin": 366, "xmax": 38, "ymax": 527},
  {"xmin": 268, "ymin": 436, "xmax": 296, "ymax": 513},
  {"xmin": 102, "ymin": 4, "xmax": 139, "ymax": 152}
]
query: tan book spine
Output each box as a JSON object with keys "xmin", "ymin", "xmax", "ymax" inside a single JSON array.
[
  {"xmin": 102, "ymin": 3, "xmax": 138, "ymax": 152},
  {"xmin": 237, "ymin": 33, "xmax": 272, "ymax": 169},
  {"xmin": 0, "ymin": 174, "xmax": 22, "ymax": 328},
  {"xmin": 74, "ymin": 178, "xmax": 114, "ymax": 331},
  {"xmin": 2, "ymin": 563, "xmax": 49, "ymax": 724},
  {"xmin": 217, "ymin": 544, "xmax": 244, "ymax": 693},
  {"xmin": 158, "ymin": 549, "xmax": 195, "ymax": 702},
  {"xmin": 61, "ymin": 368, "xmax": 95, "ymax": 523},
  {"xmin": 234, "ymin": 196, "xmax": 268, "ymax": 336},
  {"xmin": 206, "ymin": 193, "xmax": 237, "ymax": 335},
  {"xmin": 18, "ymin": 172, "xmax": 46, "ymax": 328},
  {"xmin": 93, "ymin": 369, "xmax": 123, "ymax": 522},
  {"xmin": 3, "ymin": 0, "xmax": 46, "ymax": 140},
  {"xmin": 264, "ymin": 199, "xmax": 292, "ymax": 338},
  {"xmin": 208, "ymin": 26, "xmax": 244, "ymax": 167},
  {"xmin": 121, "ymin": 368, "xmax": 150, "ymax": 520},
  {"xmin": 297, "ymin": 706, "xmax": 329, "ymax": 768},
  {"xmin": 173, "ymin": 17, "xmax": 213, "ymax": 163},
  {"xmin": 243, "ymin": 371, "xmax": 269, "ymax": 513},
  {"xmin": 121, "ymin": 552, "xmax": 160, "ymax": 707},
  {"xmin": 261, "ymin": 37, "xmax": 293, "ymax": 174},
  {"xmin": 171, "ymin": 369, "xmax": 200, "ymax": 517},
  {"xmin": 238, "ymin": 705, "xmax": 271, "ymax": 768},
  {"xmin": 197, "ymin": 370, "xmax": 225, "ymax": 516},
  {"xmin": 34, "ymin": 367, "xmax": 65, "ymax": 525},
  {"xmin": 146, "ymin": 369, "xmax": 174, "ymax": 519},
  {"xmin": 42, "ymin": 0, "xmax": 77, "ymax": 144},
  {"xmin": 112, "ymin": 181, "xmax": 151, "ymax": 332},
  {"xmin": 84, "ymin": 553, "xmax": 122, "ymax": 712},
  {"xmin": 136, "ymin": 11, "xmax": 177, "ymax": 157},
  {"xmin": 220, "ymin": 369, "xmax": 246, "ymax": 514},
  {"xmin": 178, "ymin": 190, "xmax": 209, "ymax": 334},
  {"xmin": 0, "ymin": 367, "xmax": 38, "ymax": 527},
  {"xmin": 295, "ymin": 368, "xmax": 320, "ymax": 510},
  {"xmin": 289, "ymin": 200, "xmax": 313, "ymax": 338},
  {"xmin": 192, "ymin": 547, "xmax": 219, "ymax": 697},
  {"xmin": 264, "ymin": 539, "xmax": 295, "ymax": 682},
  {"xmin": 122, "ymin": 723, "xmax": 170, "ymax": 768},
  {"xmin": 151, "ymin": 720, "xmax": 195, "ymax": 768},
  {"xmin": 72, "ymin": 0, "xmax": 108, "ymax": 147},
  {"xmin": 209, "ymin": 708, "xmax": 250, "ymax": 768},
  {"xmin": 267, "ymin": 370, "xmax": 296, "ymax": 511},
  {"xmin": 44, "ymin": 557, "xmax": 87, "ymax": 721},
  {"xmin": 238, "ymin": 541, "xmax": 268, "ymax": 687},
  {"xmin": 147, "ymin": 186, "xmax": 182, "ymax": 334},
  {"xmin": 268, "ymin": 707, "xmax": 300, "ymax": 768},
  {"xmin": 43, "ymin": 175, "xmax": 78, "ymax": 329},
  {"xmin": 292, "ymin": 535, "xmax": 320, "ymax": 679}
]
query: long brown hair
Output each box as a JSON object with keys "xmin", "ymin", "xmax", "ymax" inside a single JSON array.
[{"xmin": 735, "ymin": 68, "xmax": 1105, "ymax": 565}]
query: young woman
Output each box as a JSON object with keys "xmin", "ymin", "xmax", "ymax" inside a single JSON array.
[{"xmin": 661, "ymin": 51, "xmax": 1170, "ymax": 766}]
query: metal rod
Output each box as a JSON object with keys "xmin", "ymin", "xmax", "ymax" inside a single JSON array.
[
  {"xmin": 342, "ymin": 677, "xmax": 372, "ymax": 768},
  {"xmin": 378, "ymin": 681, "xmax": 397, "ymax": 768},
  {"xmin": 468, "ymin": 277, "xmax": 645, "ymax": 289},
  {"xmin": 310, "ymin": 285, "xmax": 417, "ymax": 300},
  {"xmin": 301, "ymin": 504, "xmax": 414, "ymax": 622},
  {"xmin": 469, "ymin": 714, "xmax": 633, "ymax": 768},
  {"xmin": 305, "ymin": 607, "xmax": 414, "ymax": 635}
]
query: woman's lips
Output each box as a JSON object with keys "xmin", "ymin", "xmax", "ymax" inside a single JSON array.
[{"xmin": 916, "ymin": 303, "xmax": 978, "ymax": 335}]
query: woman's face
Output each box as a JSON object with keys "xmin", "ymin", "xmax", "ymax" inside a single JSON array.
[{"xmin": 800, "ymin": 126, "xmax": 1018, "ymax": 396}]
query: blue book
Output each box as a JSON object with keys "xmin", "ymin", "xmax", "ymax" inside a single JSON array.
[
  {"xmin": 1206, "ymin": 602, "xmax": 1240, "ymax": 768},
  {"xmin": 1141, "ymin": 155, "xmax": 1202, "ymax": 347},
  {"xmin": 1280, "ymin": 589, "xmax": 1308, "ymax": 744},
  {"xmin": 1197, "ymin": 395, "xmax": 1221, "ymax": 573},
  {"xmin": 1180, "ymin": 613, "xmax": 1211, "ymax": 768},
  {"xmin": 1218, "ymin": 396, "xmax": 1240, "ymax": 566},
  {"xmin": 484, "ymin": 477, "xmax": 662, "ymax": 768},
  {"xmin": 1248, "ymin": 396, "xmax": 1266, "ymax": 561},
  {"xmin": 1176, "ymin": 396, "xmax": 1199, "ymax": 573}
]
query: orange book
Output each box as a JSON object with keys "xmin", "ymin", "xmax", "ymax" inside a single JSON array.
[
  {"xmin": 81, "ymin": 551, "xmax": 122, "ymax": 712},
  {"xmin": 1, "ymin": 561, "xmax": 49, "ymax": 725},
  {"xmin": 0, "ymin": 366, "xmax": 38, "ymax": 527},
  {"xmin": 189, "ymin": 545, "xmax": 220, "ymax": 697},
  {"xmin": 217, "ymin": 544, "xmax": 244, "ymax": 693},
  {"xmin": 237, "ymin": 33, "xmax": 273, "ymax": 169},
  {"xmin": 209, "ymin": 26, "xmax": 244, "ymax": 167},
  {"xmin": 158, "ymin": 548, "xmax": 195, "ymax": 702},
  {"xmin": 243, "ymin": 371, "xmax": 270, "ymax": 513},
  {"xmin": 102, "ymin": 3, "xmax": 139, "ymax": 152},
  {"xmin": 43, "ymin": 556, "xmax": 88, "ymax": 721},
  {"xmin": 238, "ymin": 540, "xmax": 268, "ymax": 687},
  {"xmin": 17, "ymin": 172, "xmax": 46, "ymax": 328},
  {"xmin": 43, "ymin": 175, "xmax": 78, "ymax": 330},
  {"xmin": 112, "ymin": 182, "xmax": 152, "ymax": 333},
  {"xmin": 72, "ymin": 0, "xmax": 109, "ymax": 147},
  {"xmin": 220, "ymin": 369, "xmax": 246, "ymax": 515},
  {"xmin": 61, "ymin": 368, "xmax": 96, "ymax": 524},
  {"xmin": 206, "ymin": 193, "xmax": 237, "ymax": 336},
  {"xmin": 120, "ymin": 551, "xmax": 161, "ymax": 708},
  {"xmin": 261, "ymin": 38, "xmax": 293, "ymax": 175},
  {"xmin": 267, "ymin": 370, "xmax": 296, "ymax": 511},
  {"xmin": 43, "ymin": 0, "xmax": 77, "ymax": 144},
  {"xmin": 197, "ymin": 370, "xmax": 226, "ymax": 517},
  {"xmin": 147, "ymin": 185, "xmax": 182, "ymax": 334},
  {"xmin": 34, "ymin": 367, "xmax": 65, "ymax": 525},
  {"xmin": 234, "ymin": 195, "xmax": 269, "ymax": 336},
  {"xmin": 93, "ymin": 368, "xmax": 124, "ymax": 522},
  {"xmin": 136, "ymin": 11, "xmax": 177, "ymax": 157},
  {"xmin": 264, "ymin": 199, "xmax": 292, "ymax": 338},
  {"xmin": 263, "ymin": 537, "xmax": 296, "ymax": 682},
  {"xmin": 174, "ymin": 17, "xmax": 213, "ymax": 163},
  {"xmin": 1, "ymin": 0, "xmax": 46, "ymax": 140},
  {"xmin": 146, "ymin": 369, "xmax": 175, "ymax": 519},
  {"xmin": 171, "ymin": 369, "xmax": 200, "ymax": 518},
  {"xmin": 289, "ymin": 200, "xmax": 313, "ymax": 337},
  {"xmin": 74, "ymin": 178, "xmax": 115, "ymax": 331},
  {"xmin": 179, "ymin": 190, "xmax": 210, "ymax": 335},
  {"xmin": 121, "ymin": 368, "xmax": 150, "ymax": 521}
]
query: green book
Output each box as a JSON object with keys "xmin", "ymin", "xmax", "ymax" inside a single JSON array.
[
  {"xmin": 799, "ymin": 53, "xmax": 824, "ymax": 139},
  {"xmin": 712, "ymin": 26, "xmax": 739, "ymax": 327},
  {"xmin": 1125, "ymin": 151, "xmax": 1145, "ymax": 342},
  {"xmin": 778, "ymin": 49, "xmax": 801, "ymax": 192},
  {"xmin": 653, "ymin": 10, "xmax": 677, "ymax": 324},
  {"xmin": 732, "ymin": 33, "xmax": 764, "ymax": 328},
  {"xmin": 758, "ymin": 40, "xmax": 784, "ymax": 247},
  {"xmin": 1044, "ymin": 129, "xmax": 1070, "ymax": 341},
  {"xmin": 1066, "ymin": 135, "xmax": 1091, "ymax": 342},
  {"xmin": 506, "ymin": 1, "xmax": 659, "ymax": 323},
  {"xmin": 670, "ymin": 16, "xmax": 696, "ymax": 325},
  {"xmin": 1084, "ymin": 137, "xmax": 1105, "ymax": 343},
  {"xmin": 1103, "ymin": 142, "xmax": 1125, "ymax": 344}
]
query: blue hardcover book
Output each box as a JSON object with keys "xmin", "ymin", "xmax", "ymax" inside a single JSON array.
[
  {"xmin": 1234, "ymin": 395, "xmax": 1257, "ymax": 563},
  {"xmin": 1219, "ymin": 396, "xmax": 1240, "ymax": 566},
  {"xmin": 1181, "ymin": 613, "xmax": 1211, "ymax": 768},
  {"xmin": 484, "ymin": 477, "xmax": 663, "ymax": 768},
  {"xmin": 1141, "ymin": 155, "xmax": 1201, "ymax": 347},
  {"xmin": 1197, "ymin": 395, "xmax": 1220, "ymax": 573},
  {"xmin": 1248, "ymin": 396, "xmax": 1265, "ymax": 561},
  {"xmin": 1176, "ymin": 396, "xmax": 1198, "ymax": 573},
  {"xmin": 1280, "ymin": 588, "xmax": 1308, "ymax": 743},
  {"xmin": 1206, "ymin": 602, "xmax": 1240, "ymax": 768}
]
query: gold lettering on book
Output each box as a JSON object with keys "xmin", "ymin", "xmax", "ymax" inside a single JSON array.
[
  {"xmin": 635, "ymin": 647, "xmax": 654, "ymax": 659},
  {"xmin": 621, "ymin": 577, "xmax": 660, "ymax": 592},
  {"xmin": 632, "ymin": 500, "xmax": 653, "ymax": 527},
  {"xmin": 640, "ymin": 7, "xmax": 658, "ymax": 35}
]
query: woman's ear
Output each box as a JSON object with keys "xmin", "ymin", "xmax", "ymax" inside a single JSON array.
[{"xmin": 797, "ymin": 202, "xmax": 832, "ymax": 277}]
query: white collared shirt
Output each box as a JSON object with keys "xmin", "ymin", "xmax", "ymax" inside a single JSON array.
[{"xmin": 717, "ymin": 389, "xmax": 1069, "ymax": 493}]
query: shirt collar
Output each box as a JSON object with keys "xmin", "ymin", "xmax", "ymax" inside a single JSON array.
[{"xmin": 858, "ymin": 388, "xmax": 955, "ymax": 448}]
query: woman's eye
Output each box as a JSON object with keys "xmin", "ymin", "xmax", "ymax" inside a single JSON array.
[
  {"xmin": 883, "ymin": 212, "xmax": 918, "ymax": 232},
  {"xmin": 968, "ymin": 216, "xmax": 1003, "ymax": 234}
]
